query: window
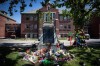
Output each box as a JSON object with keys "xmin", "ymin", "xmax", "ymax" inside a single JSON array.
[
  {"xmin": 61, "ymin": 34, "xmax": 63, "ymax": 37},
  {"xmin": 43, "ymin": 12, "xmax": 55, "ymax": 22},
  {"xmin": 27, "ymin": 34, "xmax": 30, "ymax": 38},
  {"xmin": 60, "ymin": 15, "xmax": 63, "ymax": 21},
  {"xmin": 30, "ymin": 16, "xmax": 33, "ymax": 21},
  {"xmin": 59, "ymin": 25, "xmax": 63, "ymax": 29},
  {"xmin": 32, "ymin": 34, "xmax": 37, "ymax": 38},
  {"xmin": 26, "ymin": 17, "xmax": 29, "ymax": 20},
  {"xmin": 6, "ymin": 26, "xmax": 10, "ymax": 30},
  {"xmin": 68, "ymin": 25, "xmax": 71, "ymax": 29},
  {"xmin": 47, "ymin": 5, "xmax": 50, "ymax": 10},
  {"xmin": 26, "ymin": 15, "xmax": 34, "ymax": 21},
  {"xmin": 30, "ymin": 25, "xmax": 33, "ymax": 30},
  {"xmin": 34, "ymin": 24, "xmax": 37, "ymax": 29},
  {"xmin": 64, "ymin": 26, "xmax": 67, "ymax": 29},
  {"xmin": 64, "ymin": 17, "xmax": 67, "ymax": 20},
  {"xmin": 34, "ymin": 15, "xmax": 37, "ymax": 21},
  {"xmin": 14, "ymin": 27, "xmax": 16, "ymax": 30},
  {"xmin": 52, "ymin": 13, "xmax": 55, "ymax": 20},
  {"xmin": 25, "ymin": 24, "xmax": 30, "ymax": 29},
  {"xmin": 34, "ymin": 34, "xmax": 37, "ymax": 38}
]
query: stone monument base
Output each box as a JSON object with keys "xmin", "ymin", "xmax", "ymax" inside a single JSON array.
[{"xmin": 38, "ymin": 44, "xmax": 59, "ymax": 52}]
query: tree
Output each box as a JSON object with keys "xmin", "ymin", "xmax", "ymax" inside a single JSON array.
[
  {"xmin": 51, "ymin": 0, "xmax": 100, "ymax": 29},
  {"xmin": 0, "ymin": 0, "xmax": 36, "ymax": 16}
]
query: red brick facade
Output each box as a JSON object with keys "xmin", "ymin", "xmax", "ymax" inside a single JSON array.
[
  {"xmin": 88, "ymin": 15, "xmax": 100, "ymax": 38},
  {"xmin": 21, "ymin": 3, "xmax": 75, "ymax": 38},
  {"xmin": 59, "ymin": 15, "xmax": 75, "ymax": 37},
  {"xmin": 0, "ymin": 14, "xmax": 6, "ymax": 38},
  {"xmin": 5, "ymin": 23, "xmax": 20, "ymax": 38},
  {"xmin": 0, "ymin": 12, "xmax": 20, "ymax": 38},
  {"xmin": 21, "ymin": 13, "xmax": 38, "ymax": 38}
]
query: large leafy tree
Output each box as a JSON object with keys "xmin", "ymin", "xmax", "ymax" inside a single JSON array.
[
  {"xmin": 51, "ymin": 0, "xmax": 100, "ymax": 29},
  {"xmin": 0, "ymin": 0, "xmax": 36, "ymax": 16}
]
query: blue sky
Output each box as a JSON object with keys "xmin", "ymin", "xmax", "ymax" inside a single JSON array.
[{"xmin": 0, "ymin": 0, "xmax": 66, "ymax": 23}]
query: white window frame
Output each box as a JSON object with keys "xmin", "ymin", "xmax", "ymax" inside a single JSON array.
[{"xmin": 43, "ymin": 12, "xmax": 55, "ymax": 23}]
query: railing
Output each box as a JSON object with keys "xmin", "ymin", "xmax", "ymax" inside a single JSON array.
[
  {"xmin": 39, "ymin": 34, "xmax": 43, "ymax": 44},
  {"xmin": 54, "ymin": 29, "xmax": 59, "ymax": 45}
]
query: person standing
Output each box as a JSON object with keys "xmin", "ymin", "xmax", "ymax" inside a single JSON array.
[{"xmin": 25, "ymin": 34, "xmax": 27, "ymax": 40}]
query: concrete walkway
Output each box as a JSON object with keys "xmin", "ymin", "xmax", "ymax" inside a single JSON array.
[
  {"xmin": 0, "ymin": 39, "xmax": 74, "ymax": 47},
  {"xmin": 1, "ymin": 38, "xmax": 99, "ymax": 47}
]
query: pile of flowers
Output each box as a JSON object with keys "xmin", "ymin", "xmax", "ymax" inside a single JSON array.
[{"xmin": 21, "ymin": 47, "xmax": 75, "ymax": 66}]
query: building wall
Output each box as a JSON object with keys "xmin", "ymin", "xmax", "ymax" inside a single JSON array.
[
  {"xmin": 0, "ymin": 15, "xmax": 6, "ymax": 38},
  {"xmin": 59, "ymin": 15, "xmax": 75, "ymax": 37},
  {"xmin": 21, "ymin": 14, "xmax": 38, "ymax": 38},
  {"xmin": 88, "ymin": 15, "xmax": 100, "ymax": 38},
  {"xmin": 39, "ymin": 3, "xmax": 60, "ymax": 37},
  {"xmin": 5, "ymin": 23, "xmax": 21, "ymax": 38},
  {"xmin": 21, "ymin": 3, "xmax": 75, "ymax": 38},
  {"xmin": 0, "ymin": 12, "xmax": 19, "ymax": 38}
]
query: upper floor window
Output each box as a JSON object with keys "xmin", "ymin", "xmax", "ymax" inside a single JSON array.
[
  {"xmin": 52, "ymin": 13, "xmax": 55, "ymax": 20},
  {"xmin": 60, "ymin": 15, "xmax": 63, "ymax": 21},
  {"xmin": 43, "ymin": 12, "xmax": 55, "ymax": 23},
  {"xmin": 64, "ymin": 26, "xmax": 67, "ymax": 29},
  {"xmin": 14, "ymin": 27, "xmax": 16, "ymax": 30},
  {"xmin": 34, "ymin": 15, "xmax": 38, "ymax": 21},
  {"xmin": 64, "ymin": 17, "xmax": 67, "ymax": 20},
  {"xmin": 68, "ymin": 25, "xmax": 71, "ymax": 29},
  {"xmin": 6, "ymin": 26, "xmax": 10, "ymax": 30},
  {"xmin": 47, "ymin": 5, "xmax": 50, "ymax": 10},
  {"xmin": 59, "ymin": 25, "xmax": 63, "ymax": 29},
  {"xmin": 26, "ymin": 15, "xmax": 33, "ymax": 21},
  {"xmin": 34, "ymin": 24, "xmax": 37, "ymax": 29},
  {"xmin": 26, "ymin": 17, "xmax": 29, "ymax": 20},
  {"xmin": 25, "ymin": 24, "xmax": 30, "ymax": 29},
  {"xmin": 30, "ymin": 16, "xmax": 33, "ymax": 21},
  {"xmin": 30, "ymin": 25, "xmax": 33, "ymax": 30}
]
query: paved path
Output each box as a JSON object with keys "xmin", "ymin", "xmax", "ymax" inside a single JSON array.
[
  {"xmin": 0, "ymin": 39, "xmax": 39, "ymax": 47},
  {"xmin": 0, "ymin": 39, "xmax": 99, "ymax": 47},
  {"xmin": 0, "ymin": 39, "xmax": 74, "ymax": 47},
  {"xmin": 59, "ymin": 40, "xmax": 74, "ymax": 46}
]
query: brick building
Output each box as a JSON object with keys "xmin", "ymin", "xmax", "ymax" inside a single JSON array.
[
  {"xmin": 21, "ymin": 3, "xmax": 75, "ymax": 39},
  {"xmin": 5, "ymin": 22, "xmax": 21, "ymax": 38},
  {"xmin": 59, "ymin": 13, "xmax": 75, "ymax": 37},
  {"xmin": 88, "ymin": 15, "xmax": 100, "ymax": 39},
  {"xmin": 0, "ymin": 11, "xmax": 20, "ymax": 38}
]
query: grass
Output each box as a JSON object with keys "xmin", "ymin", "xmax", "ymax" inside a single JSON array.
[
  {"xmin": 59, "ymin": 37, "xmax": 74, "ymax": 40},
  {"xmin": 63, "ymin": 46, "xmax": 100, "ymax": 66},
  {"xmin": 0, "ymin": 46, "xmax": 100, "ymax": 66},
  {"xmin": 0, "ymin": 47, "xmax": 32, "ymax": 66},
  {"xmin": 59, "ymin": 37, "xmax": 67, "ymax": 40}
]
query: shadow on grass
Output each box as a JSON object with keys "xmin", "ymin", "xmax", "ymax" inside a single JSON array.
[
  {"xmin": 0, "ymin": 47, "xmax": 29, "ymax": 66},
  {"xmin": 66, "ymin": 46, "xmax": 100, "ymax": 66},
  {"xmin": 0, "ymin": 47, "xmax": 17, "ymax": 66}
]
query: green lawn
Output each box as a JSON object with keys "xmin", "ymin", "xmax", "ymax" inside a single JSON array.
[{"xmin": 0, "ymin": 46, "xmax": 100, "ymax": 66}]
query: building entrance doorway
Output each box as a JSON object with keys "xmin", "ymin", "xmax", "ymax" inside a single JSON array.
[{"xmin": 43, "ymin": 27, "xmax": 54, "ymax": 43}]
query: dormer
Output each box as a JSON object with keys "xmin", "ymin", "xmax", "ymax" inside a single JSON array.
[{"xmin": 47, "ymin": 5, "xmax": 50, "ymax": 10}]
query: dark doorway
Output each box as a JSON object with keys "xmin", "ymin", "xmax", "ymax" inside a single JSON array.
[{"xmin": 43, "ymin": 27, "xmax": 54, "ymax": 43}]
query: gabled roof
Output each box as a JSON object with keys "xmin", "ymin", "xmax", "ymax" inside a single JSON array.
[
  {"xmin": 21, "ymin": 10, "xmax": 38, "ymax": 14},
  {"xmin": 5, "ymin": 21, "xmax": 17, "ymax": 24},
  {"xmin": 0, "ymin": 12, "xmax": 16, "ymax": 21}
]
